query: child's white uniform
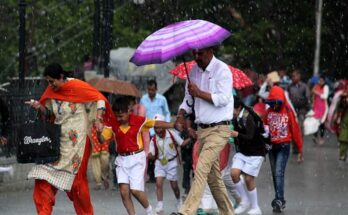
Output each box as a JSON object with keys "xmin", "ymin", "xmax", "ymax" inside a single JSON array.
[{"xmin": 149, "ymin": 129, "xmax": 183, "ymax": 181}]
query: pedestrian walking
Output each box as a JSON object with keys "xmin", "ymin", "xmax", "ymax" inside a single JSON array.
[
  {"xmin": 312, "ymin": 76, "xmax": 329, "ymax": 145},
  {"xmin": 148, "ymin": 114, "xmax": 189, "ymax": 213},
  {"xmin": 100, "ymin": 97, "xmax": 174, "ymax": 215},
  {"xmin": 140, "ymin": 80, "xmax": 171, "ymax": 183},
  {"xmin": 230, "ymin": 97, "xmax": 265, "ymax": 215},
  {"xmin": 287, "ymin": 70, "xmax": 311, "ymax": 123},
  {"xmin": 0, "ymin": 98, "xmax": 13, "ymax": 177},
  {"xmin": 25, "ymin": 63, "xmax": 114, "ymax": 215},
  {"xmin": 173, "ymin": 47, "xmax": 234, "ymax": 215},
  {"xmin": 334, "ymin": 92, "xmax": 348, "ymax": 163},
  {"xmin": 90, "ymin": 126, "xmax": 110, "ymax": 190},
  {"xmin": 264, "ymin": 86, "xmax": 303, "ymax": 213}
]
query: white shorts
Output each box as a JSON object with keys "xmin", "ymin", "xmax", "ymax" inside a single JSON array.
[
  {"xmin": 154, "ymin": 158, "xmax": 178, "ymax": 181},
  {"xmin": 232, "ymin": 153, "xmax": 264, "ymax": 177},
  {"xmin": 115, "ymin": 151, "xmax": 146, "ymax": 191}
]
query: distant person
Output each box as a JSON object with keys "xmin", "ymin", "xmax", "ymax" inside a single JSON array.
[
  {"xmin": 100, "ymin": 97, "xmax": 174, "ymax": 215},
  {"xmin": 90, "ymin": 125, "xmax": 110, "ymax": 190},
  {"xmin": 278, "ymin": 69, "xmax": 292, "ymax": 90},
  {"xmin": 264, "ymin": 86, "xmax": 303, "ymax": 213},
  {"xmin": 335, "ymin": 92, "xmax": 348, "ymax": 164},
  {"xmin": 240, "ymin": 68, "xmax": 258, "ymax": 106},
  {"xmin": 0, "ymin": 98, "xmax": 13, "ymax": 177},
  {"xmin": 0, "ymin": 98, "xmax": 9, "ymax": 147},
  {"xmin": 288, "ymin": 70, "xmax": 311, "ymax": 122},
  {"xmin": 312, "ymin": 76, "xmax": 329, "ymax": 145},
  {"xmin": 83, "ymin": 54, "xmax": 93, "ymax": 71},
  {"xmin": 140, "ymin": 79, "xmax": 171, "ymax": 183}
]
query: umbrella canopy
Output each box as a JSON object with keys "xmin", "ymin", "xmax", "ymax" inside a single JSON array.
[
  {"xmin": 88, "ymin": 78, "xmax": 141, "ymax": 98},
  {"xmin": 130, "ymin": 19, "xmax": 231, "ymax": 66},
  {"xmin": 169, "ymin": 60, "xmax": 253, "ymax": 89}
]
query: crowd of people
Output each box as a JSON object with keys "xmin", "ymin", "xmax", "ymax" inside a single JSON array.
[{"xmin": 0, "ymin": 46, "xmax": 347, "ymax": 215}]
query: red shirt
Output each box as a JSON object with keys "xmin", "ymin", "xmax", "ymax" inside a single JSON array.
[{"xmin": 111, "ymin": 114, "xmax": 155, "ymax": 154}]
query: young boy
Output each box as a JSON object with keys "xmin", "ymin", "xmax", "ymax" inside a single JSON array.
[
  {"xmin": 148, "ymin": 114, "xmax": 188, "ymax": 213},
  {"xmin": 264, "ymin": 86, "xmax": 303, "ymax": 213},
  {"xmin": 101, "ymin": 97, "xmax": 174, "ymax": 215}
]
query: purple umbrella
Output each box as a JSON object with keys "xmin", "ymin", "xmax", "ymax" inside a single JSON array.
[{"xmin": 130, "ymin": 19, "xmax": 231, "ymax": 66}]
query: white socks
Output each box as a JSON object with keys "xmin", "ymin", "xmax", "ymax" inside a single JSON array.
[
  {"xmin": 234, "ymin": 180, "xmax": 248, "ymax": 203},
  {"xmin": 247, "ymin": 188, "xmax": 259, "ymax": 209},
  {"xmin": 145, "ymin": 205, "xmax": 153, "ymax": 214}
]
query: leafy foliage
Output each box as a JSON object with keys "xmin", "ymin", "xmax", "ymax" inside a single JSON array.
[{"xmin": 0, "ymin": 0, "xmax": 347, "ymax": 83}]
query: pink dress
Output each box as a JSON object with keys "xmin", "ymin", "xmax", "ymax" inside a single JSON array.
[{"xmin": 312, "ymin": 84, "xmax": 329, "ymax": 123}]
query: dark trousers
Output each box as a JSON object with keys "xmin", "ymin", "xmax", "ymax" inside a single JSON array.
[
  {"xmin": 314, "ymin": 123, "xmax": 325, "ymax": 138},
  {"xmin": 147, "ymin": 160, "xmax": 156, "ymax": 182},
  {"xmin": 182, "ymin": 158, "xmax": 193, "ymax": 194}
]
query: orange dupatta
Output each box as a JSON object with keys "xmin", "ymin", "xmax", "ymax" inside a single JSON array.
[{"xmin": 39, "ymin": 79, "xmax": 117, "ymax": 127}]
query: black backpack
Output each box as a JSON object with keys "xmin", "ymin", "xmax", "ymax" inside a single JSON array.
[{"xmin": 240, "ymin": 105, "xmax": 272, "ymax": 154}]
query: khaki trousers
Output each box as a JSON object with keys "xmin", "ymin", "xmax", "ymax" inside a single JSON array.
[
  {"xmin": 91, "ymin": 152, "xmax": 110, "ymax": 185},
  {"xmin": 179, "ymin": 125, "xmax": 234, "ymax": 215}
]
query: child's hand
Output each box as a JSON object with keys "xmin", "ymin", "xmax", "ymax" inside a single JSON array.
[
  {"xmin": 25, "ymin": 99, "xmax": 42, "ymax": 110},
  {"xmin": 187, "ymin": 127, "xmax": 197, "ymax": 139},
  {"xmin": 297, "ymin": 153, "xmax": 304, "ymax": 163},
  {"xmin": 231, "ymin": 130, "xmax": 238, "ymax": 138}
]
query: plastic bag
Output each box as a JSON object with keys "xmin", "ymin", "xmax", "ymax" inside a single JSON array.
[{"xmin": 303, "ymin": 116, "xmax": 320, "ymax": 136}]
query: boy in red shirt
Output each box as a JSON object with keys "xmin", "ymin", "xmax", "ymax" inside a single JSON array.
[
  {"xmin": 101, "ymin": 97, "xmax": 174, "ymax": 215},
  {"xmin": 264, "ymin": 86, "xmax": 303, "ymax": 213}
]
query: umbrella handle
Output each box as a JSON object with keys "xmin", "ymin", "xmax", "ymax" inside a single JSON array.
[{"xmin": 186, "ymin": 96, "xmax": 195, "ymax": 109}]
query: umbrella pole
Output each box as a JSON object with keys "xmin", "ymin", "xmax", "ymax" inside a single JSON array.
[
  {"xmin": 182, "ymin": 57, "xmax": 191, "ymax": 83},
  {"xmin": 182, "ymin": 57, "xmax": 194, "ymax": 109}
]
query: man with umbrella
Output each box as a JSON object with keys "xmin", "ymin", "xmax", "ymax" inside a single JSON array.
[
  {"xmin": 174, "ymin": 47, "xmax": 234, "ymax": 215},
  {"xmin": 130, "ymin": 19, "xmax": 234, "ymax": 214}
]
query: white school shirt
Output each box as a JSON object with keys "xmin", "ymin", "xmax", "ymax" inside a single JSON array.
[
  {"xmin": 179, "ymin": 56, "xmax": 234, "ymax": 124},
  {"xmin": 149, "ymin": 129, "xmax": 184, "ymax": 160}
]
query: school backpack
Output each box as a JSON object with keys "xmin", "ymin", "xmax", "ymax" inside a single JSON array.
[
  {"xmin": 152, "ymin": 130, "xmax": 179, "ymax": 160},
  {"xmin": 240, "ymin": 105, "xmax": 272, "ymax": 154}
]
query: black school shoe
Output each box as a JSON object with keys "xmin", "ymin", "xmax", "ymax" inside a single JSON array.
[{"xmin": 272, "ymin": 199, "xmax": 286, "ymax": 213}]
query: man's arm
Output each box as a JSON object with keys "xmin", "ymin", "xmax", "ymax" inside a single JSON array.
[{"xmin": 188, "ymin": 82, "xmax": 213, "ymax": 104}]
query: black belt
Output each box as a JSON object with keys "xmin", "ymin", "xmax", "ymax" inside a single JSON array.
[
  {"xmin": 198, "ymin": 120, "xmax": 231, "ymax": 129},
  {"xmin": 168, "ymin": 155, "xmax": 177, "ymax": 162},
  {"xmin": 158, "ymin": 155, "xmax": 177, "ymax": 162},
  {"xmin": 119, "ymin": 149, "xmax": 143, "ymax": 156}
]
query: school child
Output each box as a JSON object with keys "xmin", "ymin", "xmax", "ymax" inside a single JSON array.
[
  {"xmin": 148, "ymin": 114, "xmax": 189, "ymax": 213},
  {"xmin": 264, "ymin": 86, "xmax": 303, "ymax": 213},
  {"xmin": 230, "ymin": 97, "xmax": 266, "ymax": 215},
  {"xmin": 100, "ymin": 97, "xmax": 174, "ymax": 215}
]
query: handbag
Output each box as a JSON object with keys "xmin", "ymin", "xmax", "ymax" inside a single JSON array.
[{"xmin": 17, "ymin": 120, "xmax": 61, "ymax": 164}]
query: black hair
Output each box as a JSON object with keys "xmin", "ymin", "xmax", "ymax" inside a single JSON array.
[
  {"xmin": 319, "ymin": 75, "xmax": 326, "ymax": 81},
  {"xmin": 147, "ymin": 79, "xmax": 157, "ymax": 88},
  {"xmin": 43, "ymin": 63, "xmax": 67, "ymax": 80},
  {"xmin": 234, "ymin": 96, "xmax": 244, "ymax": 109},
  {"xmin": 112, "ymin": 96, "xmax": 130, "ymax": 114}
]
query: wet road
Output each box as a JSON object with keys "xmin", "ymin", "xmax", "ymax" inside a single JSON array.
[{"xmin": 0, "ymin": 133, "xmax": 347, "ymax": 215}]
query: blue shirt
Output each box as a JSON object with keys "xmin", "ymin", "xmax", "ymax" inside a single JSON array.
[
  {"xmin": 140, "ymin": 93, "xmax": 171, "ymax": 122},
  {"xmin": 140, "ymin": 93, "xmax": 171, "ymax": 136}
]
